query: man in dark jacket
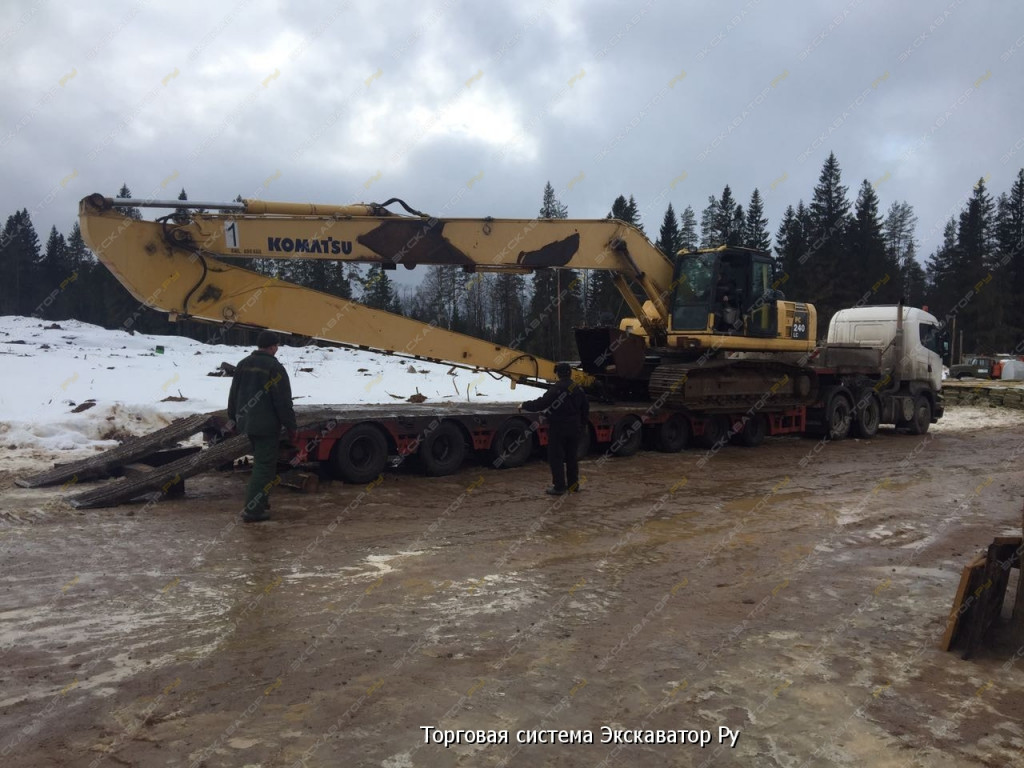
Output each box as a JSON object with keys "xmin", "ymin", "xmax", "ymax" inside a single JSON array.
[
  {"xmin": 521, "ymin": 362, "xmax": 590, "ymax": 495},
  {"xmin": 227, "ymin": 330, "xmax": 297, "ymax": 522}
]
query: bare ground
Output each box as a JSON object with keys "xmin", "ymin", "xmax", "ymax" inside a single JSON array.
[{"xmin": 1, "ymin": 406, "xmax": 1023, "ymax": 767}]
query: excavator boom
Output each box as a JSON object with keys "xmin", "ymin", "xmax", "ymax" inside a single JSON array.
[
  {"xmin": 79, "ymin": 193, "xmax": 818, "ymax": 398},
  {"xmin": 78, "ymin": 194, "xmax": 682, "ymax": 387}
]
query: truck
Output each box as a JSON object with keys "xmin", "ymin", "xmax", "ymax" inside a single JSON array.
[{"xmin": 75, "ymin": 193, "xmax": 945, "ymax": 485}]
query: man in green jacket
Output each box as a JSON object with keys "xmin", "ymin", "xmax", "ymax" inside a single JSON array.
[{"xmin": 227, "ymin": 330, "xmax": 297, "ymax": 522}]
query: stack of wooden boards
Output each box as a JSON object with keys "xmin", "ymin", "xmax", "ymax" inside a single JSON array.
[{"xmin": 942, "ymin": 504, "xmax": 1024, "ymax": 659}]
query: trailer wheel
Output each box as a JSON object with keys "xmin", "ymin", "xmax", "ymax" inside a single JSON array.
[
  {"xmin": 697, "ymin": 415, "xmax": 730, "ymax": 448},
  {"xmin": 824, "ymin": 392, "xmax": 852, "ymax": 441},
  {"xmin": 656, "ymin": 415, "xmax": 690, "ymax": 452},
  {"xmin": 328, "ymin": 424, "xmax": 388, "ymax": 484},
  {"xmin": 907, "ymin": 394, "xmax": 932, "ymax": 435},
  {"xmin": 851, "ymin": 391, "xmax": 881, "ymax": 439},
  {"xmin": 609, "ymin": 416, "xmax": 643, "ymax": 457},
  {"xmin": 736, "ymin": 414, "xmax": 767, "ymax": 447},
  {"xmin": 490, "ymin": 419, "xmax": 533, "ymax": 469},
  {"xmin": 419, "ymin": 420, "xmax": 466, "ymax": 476}
]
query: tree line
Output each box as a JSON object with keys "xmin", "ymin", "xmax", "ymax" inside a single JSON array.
[{"xmin": 2, "ymin": 155, "xmax": 1022, "ymax": 358}]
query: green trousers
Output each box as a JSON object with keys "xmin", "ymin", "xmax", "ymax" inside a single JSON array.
[{"xmin": 244, "ymin": 435, "xmax": 279, "ymax": 515}]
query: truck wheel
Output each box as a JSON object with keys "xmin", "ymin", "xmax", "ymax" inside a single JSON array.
[
  {"xmin": 490, "ymin": 419, "xmax": 533, "ymax": 469},
  {"xmin": 610, "ymin": 416, "xmax": 643, "ymax": 457},
  {"xmin": 697, "ymin": 415, "xmax": 730, "ymax": 448},
  {"xmin": 419, "ymin": 421, "xmax": 466, "ymax": 476},
  {"xmin": 824, "ymin": 393, "xmax": 852, "ymax": 441},
  {"xmin": 328, "ymin": 424, "xmax": 388, "ymax": 484},
  {"xmin": 908, "ymin": 395, "xmax": 932, "ymax": 435},
  {"xmin": 851, "ymin": 392, "xmax": 880, "ymax": 439},
  {"xmin": 736, "ymin": 414, "xmax": 767, "ymax": 447},
  {"xmin": 656, "ymin": 415, "xmax": 690, "ymax": 452}
]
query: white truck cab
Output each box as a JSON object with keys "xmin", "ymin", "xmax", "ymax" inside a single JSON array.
[{"xmin": 827, "ymin": 305, "xmax": 946, "ymax": 393}]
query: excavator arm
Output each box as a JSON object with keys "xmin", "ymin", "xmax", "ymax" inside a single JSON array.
[{"xmin": 78, "ymin": 194, "xmax": 676, "ymax": 386}]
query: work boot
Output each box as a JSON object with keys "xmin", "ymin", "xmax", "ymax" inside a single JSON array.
[
  {"xmin": 545, "ymin": 486, "xmax": 567, "ymax": 496},
  {"xmin": 241, "ymin": 499, "xmax": 271, "ymax": 523}
]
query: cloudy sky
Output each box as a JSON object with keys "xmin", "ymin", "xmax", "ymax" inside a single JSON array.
[{"xmin": 3, "ymin": 0, "xmax": 1023, "ymax": 284}]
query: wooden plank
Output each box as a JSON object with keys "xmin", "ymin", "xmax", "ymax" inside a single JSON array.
[
  {"xmin": 944, "ymin": 539, "xmax": 1022, "ymax": 658},
  {"xmin": 15, "ymin": 412, "xmax": 216, "ymax": 488},
  {"xmin": 1013, "ymin": 504, "xmax": 1024, "ymax": 644},
  {"xmin": 961, "ymin": 543, "xmax": 1017, "ymax": 659},
  {"xmin": 122, "ymin": 462, "xmax": 186, "ymax": 498},
  {"xmin": 121, "ymin": 463, "xmax": 157, "ymax": 476},
  {"xmin": 941, "ymin": 553, "xmax": 987, "ymax": 652},
  {"xmin": 68, "ymin": 434, "xmax": 250, "ymax": 509},
  {"xmin": 992, "ymin": 535, "xmax": 1023, "ymax": 547}
]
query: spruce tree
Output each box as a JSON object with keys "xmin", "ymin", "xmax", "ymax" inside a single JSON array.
[
  {"xmin": 38, "ymin": 227, "xmax": 70, "ymax": 318},
  {"xmin": 413, "ymin": 265, "xmax": 463, "ymax": 330},
  {"xmin": 361, "ymin": 265, "xmax": 401, "ymax": 313},
  {"xmin": 491, "ymin": 273, "xmax": 527, "ymax": 345},
  {"xmin": 902, "ymin": 252, "xmax": 926, "ymax": 309},
  {"xmin": 806, "ymin": 152, "xmax": 852, "ymax": 328},
  {"xmin": 115, "ymin": 184, "xmax": 142, "ymax": 220},
  {"xmin": 848, "ymin": 180, "xmax": 899, "ymax": 304},
  {"xmin": 307, "ymin": 259, "xmax": 352, "ymax": 300},
  {"xmin": 774, "ymin": 202, "xmax": 811, "ymax": 301},
  {"xmin": 995, "ymin": 169, "xmax": 1024, "ymax": 339},
  {"xmin": 699, "ymin": 195, "xmax": 719, "ymax": 248},
  {"xmin": 924, "ymin": 218, "xmax": 958, "ymax": 308},
  {"xmin": 463, "ymin": 271, "xmax": 491, "ymax": 340},
  {"xmin": 731, "ymin": 204, "xmax": 746, "ymax": 246},
  {"xmin": 538, "ymin": 181, "xmax": 568, "ymax": 220},
  {"xmin": 882, "ymin": 201, "xmax": 920, "ymax": 305},
  {"xmin": 655, "ymin": 203, "xmax": 682, "ymax": 257},
  {"xmin": 678, "ymin": 205, "xmax": 698, "ymax": 252},
  {"xmin": 743, "ymin": 189, "xmax": 771, "ymax": 250},
  {"xmin": 955, "ymin": 178, "xmax": 997, "ymax": 350},
  {"xmin": 65, "ymin": 222, "xmax": 98, "ymax": 322},
  {"xmin": 700, "ymin": 186, "xmax": 746, "ymax": 247},
  {"xmin": 0, "ymin": 210, "xmax": 42, "ymax": 316},
  {"xmin": 715, "ymin": 186, "xmax": 738, "ymax": 246},
  {"xmin": 172, "ymin": 188, "xmax": 191, "ymax": 225}
]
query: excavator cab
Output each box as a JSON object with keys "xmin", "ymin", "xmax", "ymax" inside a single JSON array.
[{"xmin": 669, "ymin": 247, "xmax": 780, "ymax": 338}]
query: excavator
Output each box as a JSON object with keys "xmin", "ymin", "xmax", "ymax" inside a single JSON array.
[{"xmin": 78, "ymin": 193, "xmax": 819, "ymax": 414}]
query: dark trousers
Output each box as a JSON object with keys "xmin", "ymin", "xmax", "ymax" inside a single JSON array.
[
  {"xmin": 547, "ymin": 424, "xmax": 580, "ymax": 491},
  {"xmin": 245, "ymin": 434, "xmax": 279, "ymax": 515}
]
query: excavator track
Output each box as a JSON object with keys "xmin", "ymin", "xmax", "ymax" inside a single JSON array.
[{"xmin": 648, "ymin": 359, "xmax": 817, "ymax": 413}]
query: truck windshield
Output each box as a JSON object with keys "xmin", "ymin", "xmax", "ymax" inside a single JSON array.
[
  {"xmin": 671, "ymin": 253, "xmax": 716, "ymax": 329},
  {"xmin": 919, "ymin": 323, "xmax": 943, "ymax": 356}
]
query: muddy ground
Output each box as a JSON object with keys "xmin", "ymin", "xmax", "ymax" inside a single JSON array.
[{"xmin": 2, "ymin": 405, "xmax": 1023, "ymax": 768}]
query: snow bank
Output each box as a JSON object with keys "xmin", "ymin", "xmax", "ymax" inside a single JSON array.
[{"xmin": 0, "ymin": 316, "xmax": 541, "ymax": 465}]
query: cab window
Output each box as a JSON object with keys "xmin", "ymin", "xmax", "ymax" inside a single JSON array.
[{"xmin": 919, "ymin": 323, "xmax": 942, "ymax": 356}]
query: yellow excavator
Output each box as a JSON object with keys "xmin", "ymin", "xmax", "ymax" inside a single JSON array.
[{"xmin": 78, "ymin": 193, "xmax": 818, "ymax": 411}]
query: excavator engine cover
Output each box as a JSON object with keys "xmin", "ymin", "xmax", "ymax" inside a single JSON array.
[{"xmin": 576, "ymin": 327, "xmax": 647, "ymax": 380}]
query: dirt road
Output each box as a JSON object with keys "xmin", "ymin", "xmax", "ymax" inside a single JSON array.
[{"xmin": 2, "ymin": 406, "xmax": 1023, "ymax": 767}]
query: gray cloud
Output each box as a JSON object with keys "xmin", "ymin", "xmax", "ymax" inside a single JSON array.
[{"xmin": 2, "ymin": 0, "xmax": 1021, "ymax": 280}]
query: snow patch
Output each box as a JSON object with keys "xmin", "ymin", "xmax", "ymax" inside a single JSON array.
[{"xmin": 0, "ymin": 315, "xmax": 541, "ymax": 474}]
